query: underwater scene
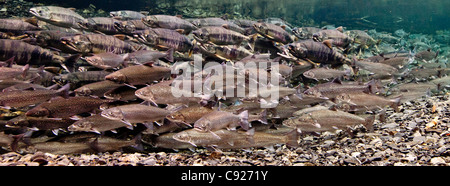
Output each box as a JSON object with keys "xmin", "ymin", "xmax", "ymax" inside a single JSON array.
[{"xmin": 0, "ymin": 0, "xmax": 448, "ymax": 166}]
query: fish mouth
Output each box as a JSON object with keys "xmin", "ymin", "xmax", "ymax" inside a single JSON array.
[
  {"xmin": 29, "ymin": 9, "xmax": 40, "ymax": 17},
  {"xmin": 192, "ymin": 34, "xmax": 207, "ymax": 44},
  {"xmin": 60, "ymin": 39, "xmax": 80, "ymax": 52}
]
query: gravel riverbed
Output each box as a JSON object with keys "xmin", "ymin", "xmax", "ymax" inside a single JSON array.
[{"xmin": 1, "ymin": 94, "xmax": 448, "ymax": 166}]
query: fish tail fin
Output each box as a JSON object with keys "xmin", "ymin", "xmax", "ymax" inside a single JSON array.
[
  {"xmin": 131, "ymin": 133, "xmax": 144, "ymax": 151},
  {"xmin": 391, "ymin": 95, "xmax": 402, "ymax": 112},
  {"xmin": 364, "ymin": 115, "xmax": 375, "ymax": 132},
  {"xmin": 21, "ymin": 64, "xmax": 30, "ymax": 78},
  {"xmin": 238, "ymin": 110, "xmax": 250, "ymax": 130},
  {"xmin": 62, "ymin": 54, "xmax": 81, "ymax": 73},
  {"xmin": 58, "ymin": 84, "xmax": 71, "ymax": 99},
  {"xmin": 259, "ymin": 109, "xmax": 268, "ymax": 124},
  {"xmin": 285, "ymin": 129, "xmax": 299, "ymax": 148},
  {"xmin": 367, "ymin": 79, "xmax": 381, "ymax": 94},
  {"xmin": 165, "ymin": 48, "xmax": 174, "ymax": 62},
  {"xmin": 248, "ymin": 33, "xmax": 258, "ymax": 51}
]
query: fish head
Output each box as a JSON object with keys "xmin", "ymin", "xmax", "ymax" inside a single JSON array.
[
  {"xmin": 109, "ymin": 11, "xmax": 121, "ymax": 18},
  {"xmin": 302, "ymin": 70, "xmax": 315, "ymax": 79},
  {"xmin": 292, "ymin": 27, "xmax": 309, "ymax": 39},
  {"xmin": 287, "ymin": 43, "xmax": 307, "ymax": 59},
  {"xmin": 168, "ymin": 112, "xmax": 186, "ymax": 123},
  {"xmin": 312, "ymin": 31, "xmax": 325, "ymax": 41},
  {"xmin": 193, "ymin": 119, "xmax": 211, "ymax": 132},
  {"xmin": 142, "ymin": 15, "xmax": 159, "ymax": 27},
  {"xmin": 77, "ymin": 19, "xmax": 94, "ymax": 30},
  {"xmin": 68, "ymin": 120, "xmax": 94, "ymax": 132},
  {"xmin": 101, "ymin": 107, "xmax": 124, "ymax": 121},
  {"xmin": 196, "ymin": 43, "xmax": 216, "ymax": 55},
  {"xmin": 172, "ymin": 131, "xmax": 192, "ymax": 143},
  {"xmin": 25, "ymin": 107, "xmax": 50, "ymax": 117},
  {"xmin": 84, "ymin": 55, "xmax": 104, "ymax": 67},
  {"xmin": 114, "ymin": 21, "xmax": 136, "ymax": 33},
  {"xmin": 253, "ymin": 22, "xmax": 269, "ymax": 36},
  {"xmin": 29, "ymin": 6, "xmax": 51, "ymax": 20},
  {"xmin": 60, "ymin": 36, "xmax": 91, "ymax": 53},
  {"xmin": 335, "ymin": 93, "xmax": 351, "ymax": 102},
  {"xmin": 134, "ymin": 88, "xmax": 155, "ymax": 102},
  {"xmin": 135, "ymin": 29, "xmax": 158, "ymax": 46},
  {"xmin": 192, "ymin": 28, "xmax": 209, "ymax": 43},
  {"xmin": 74, "ymin": 86, "xmax": 92, "ymax": 96},
  {"xmin": 105, "ymin": 72, "xmax": 127, "ymax": 84}
]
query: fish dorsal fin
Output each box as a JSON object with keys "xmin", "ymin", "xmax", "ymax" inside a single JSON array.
[
  {"xmin": 175, "ymin": 15, "xmax": 183, "ymax": 19},
  {"xmin": 323, "ymin": 40, "xmax": 333, "ymax": 49},
  {"xmin": 280, "ymin": 25, "xmax": 286, "ymax": 30},
  {"xmin": 175, "ymin": 29, "xmax": 184, "ymax": 34},
  {"xmin": 331, "ymin": 78, "xmax": 342, "ymax": 84},
  {"xmin": 336, "ymin": 26, "xmax": 344, "ymax": 33},
  {"xmin": 113, "ymin": 34, "xmax": 126, "ymax": 41},
  {"xmin": 221, "ymin": 24, "xmax": 230, "ymax": 29}
]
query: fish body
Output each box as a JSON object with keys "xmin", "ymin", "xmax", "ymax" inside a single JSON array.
[
  {"xmin": 353, "ymin": 59, "xmax": 399, "ymax": 77},
  {"xmin": 68, "ymin": 114, "xmax": 129, "ymax": 134},
  {"xmin": 379, "ymin": 57, "xmax": 411, "ymax": 69},
  {"xmin": 0, "ymin": 64, "xmax": 29, "ymax": 80},
  {"xmin": 196, "ymin": 43, "xmax": 252, "ymax": 61},
  {"xmin": 167, "ymin": 105, "xmax": 214, "ymax": 125},
  {"xmin": 25, "ymin": 96, "xmax": 111, "ymax": 118},
  {"xmin": 101, "ymin": 104, "xmax": 171, "ymax": 125},
  {"xmin": 313, "ymin": 29, "xmax": 353, "ymax": 48},
  {"xmin": 142, "ymin": 15, "xmax": 197, "ymax": 34},
  {"xmin": 105, "ymin": 64, "xmax": 171, "ymax": 85},
  {"xmin": 29, "ymin": 6, "xmax": 87, "ymax": 28},
  {"xmin": 147, "ymin": 132, "xmax": 195, "ymax": 149},
  {"xmin": 191, "ymin": 17, "xmax": 245, "ymax": 34},
  {"xmin": 193, "ymin": 26, "xmax": 249, "ymax": 45},
  {"xmin": 304, "ymin": 78, "xmax": 378, "ymax": 99},
  {"xmin": 287, "ymin": 40, "xmax": 350, "ymax": 66},
  {"xmin": 110, "ymin": 10, "xmax": 146, "ymax": 20},
  {"xmin": 124, "ymin": 48, "xmax": 174, "ymax": 64},
  {"xmin": 8, "ymin": 116, "xmax": 75, "ymax": 131},
  {"xmin": 78, "ymin": 17, "xmax": 120, "ymax": 34},
  {"xmin": 283, "ymin": 109, "xmax": 374, "ymax": 132},
  {"xmin": 293, "ymin": 27, "xmax": 321, "ymax": 40},
  {"xmin": 0, "ymin": 39, "xmax": 77, "ymax": 68},
  {"xmin": 135, "ymin": 83, "xmax": 200, "ymax": 105},
  {"xmin": 61, "ymin": 34, "xmax": 136, "ymax": 54},
  {"xmin": 114, "ymin": 19, "xmax": 150, "ymax": 34},
  {"xmin": 55, "ymin": 71, "xmax": 111, "ymax": 85},
  {"xmin": 253, "ymin": 22, "xmax": 293, "ymax": 44},
  {"xmin": 83, "ymin": 52, "xmax": 125, "ymax": 70},
  {"xmin": 0, "ymin": 84, "xmax": 69, "ymax": 108},
  {"xmin": 172, "ymin": 128, "xmax": 251, "ymax": 147},
  {"xmin": 24, "ymin": 30, "xmax": 77, "ymax": 53},
  {"xmin": 194, "ymin": 110, "xmax": 249, "ymax": 132},
  {"xmin": 135, "ymin": 28, "xmax": 192, "ymax": 52},
  {"xmin": 334, "ymin": 93, "xmax": 401, "ymax": 112},
  {"xmin": 74, "ymin": 80, "xmax": 123, "ymax": 97},
  {"xmin": 303, "ymin": 67, "xmax": 351, "ymax": 80},
  {"xmin": 0, "ymin": 19, "xmax": 41, "ymax": 35},
  {"xmin": 415, "ymin": 49, "xmax": 438, "ymax": 61},
  {"xmin": 346, "ymin": 30, "xmax": 377, "ymax": 47}
]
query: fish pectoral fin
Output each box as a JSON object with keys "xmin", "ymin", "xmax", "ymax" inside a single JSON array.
[
  {"xmin": 188, "ymin": 141, "xmax": 197, "ymax": 147},
  {"xmin": 210, "ymin": 131, "xmax": 221, "ymax": 139},
  {"xmin": 121, "ymin": 119, "xmax": 133, "ymax": 127}
]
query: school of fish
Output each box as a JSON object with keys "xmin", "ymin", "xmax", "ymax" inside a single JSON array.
[{"xmin": 0, "ymin": 6, "xmax": 447, "ymax": 154}]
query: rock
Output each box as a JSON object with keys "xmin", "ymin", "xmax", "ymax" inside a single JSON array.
[{"xmin": 430, "ymin": 157, "xmax": 446, "ymax": 165}]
